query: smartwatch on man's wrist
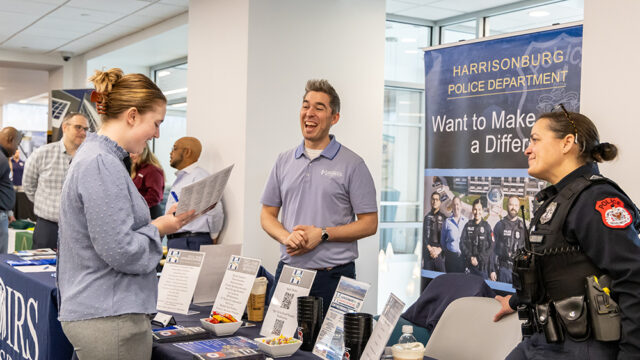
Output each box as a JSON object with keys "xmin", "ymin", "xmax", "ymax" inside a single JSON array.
[{"xmin": 321, "ymin": 227, "xmax": 329, "ymax": 242}]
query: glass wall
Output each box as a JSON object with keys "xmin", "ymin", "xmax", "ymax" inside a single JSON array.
[
  {"xmin": 487, "ymin": 0, "xmax": 584, "ymax": 36},
  {"xmin": 380, "ymin": 19, "xmax": 429, "ymax": 312},
  {"xmin": 385, "ymin": 21, "xmax": 430, "ymax": 83},
  {"xmin": 441, "ymin": 19, "xmax": 477, "ymax": 44},
  {"xmin": 153, "ymin": 61, "xmax": 187, "ymax": 186},
  {"xmin": 2, "ymin": 103, "xmax": 48, "ymax": 159}
]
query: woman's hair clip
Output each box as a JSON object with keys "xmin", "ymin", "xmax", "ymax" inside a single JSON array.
[{"xmin": 90, "ymin": 90, "xmax": 107, "ymax": 115}]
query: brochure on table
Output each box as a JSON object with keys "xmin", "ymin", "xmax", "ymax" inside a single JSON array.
[
  {"xmin": 312, "ymin": 277, "xmax": 370, "ymax": 360},
  {"xmin": 360, "ymin": 293, "xmax": 405, "ymax": 360},
  {"xmin": 211, "ymin": 255, "xmax": 261, "ymax": 321},
  {"xmin": 176, "ymin": 164, "xmax": 234, "ymax": 216},
  {"xmin": 173, "ymin": 336, "xmax": 259, "ymax": 356},
  {"xmin": 193, "ymin": 243, "xmax": 243, "ymax": 305},
  {"xmin": 157, "ymin": 249, "xmax": 206, "ymax": 314},
  {"xmin": 260, "ymin": 265, "xmax": 316, "ymax": 337}
]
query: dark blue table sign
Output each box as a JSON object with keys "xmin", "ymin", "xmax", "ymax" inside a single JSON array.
[{"xmin": 0, "ymin": 254, "xmax": 73, "ymax": 360}]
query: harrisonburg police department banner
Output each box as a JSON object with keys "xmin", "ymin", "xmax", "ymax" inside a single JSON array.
[{"xmin": 421, "ymin": 25, "xmax": 583, "ymax": 292}]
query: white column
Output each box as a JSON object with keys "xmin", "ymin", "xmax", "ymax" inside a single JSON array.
[
  {"xmin": 581, "ymin": 0, "xmax": 640, "ymax": 203},
  {"xmin": 188, "ymin": 0, "xmax": 385, "ymax": 312}
]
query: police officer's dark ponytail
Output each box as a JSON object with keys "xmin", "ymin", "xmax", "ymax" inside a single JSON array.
[{"xmin": 538, "ymin": 110, "xmax": 618, "ymax": 163}]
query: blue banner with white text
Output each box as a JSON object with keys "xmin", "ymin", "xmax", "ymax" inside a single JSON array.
[{"xmin": 421, "ymin": 25, "xmax": 583, "ymax": 291}]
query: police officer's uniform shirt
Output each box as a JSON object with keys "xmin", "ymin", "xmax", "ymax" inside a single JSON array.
[
  {"xmin": 513, "ymin": 163, "xmax": 640, "ymax": 356},
  {"xmin": 460, "ymin": 219, "xmax": 493, "ymax": 264},
  {"xmin": 423, "ymin": 209, "xmax": 446, "ymax": 247},
  {"xmin": 493, "ymin": 217, "xmax": 525, "ymax": 263}
]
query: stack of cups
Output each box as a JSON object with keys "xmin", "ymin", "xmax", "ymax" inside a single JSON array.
[
  {"xmin": 343, "ymin": 312, "xmax": 373, "ymax": 360},
  {"xmin": 247, "ymin": 277, "xmax": 268, "ymax": 321},
  {"xmin": 297, "ymin": 296, "xmax": 323, "ymax": 351}
]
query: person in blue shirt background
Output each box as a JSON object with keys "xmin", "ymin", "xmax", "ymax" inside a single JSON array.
[{"xmin": 440, "ymin": 196, "xmax": 468, "ymax": 273}]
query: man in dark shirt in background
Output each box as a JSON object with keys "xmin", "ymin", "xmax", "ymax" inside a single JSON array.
[
  {"xmin": 490, "ymin": 195, "xmax": 525, "ymax": 283},
  {"xmin": 423, "ymin": 192, "xmax": 446, "ymax": 272},
  {"xmin": 0, "ymin": 127, "xmax": 21, "ymax": 253}
]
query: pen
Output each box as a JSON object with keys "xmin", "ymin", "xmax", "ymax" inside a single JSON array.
[{"xmin": 170, "ymin": 191, "xmax": 179, "ymax": 202}]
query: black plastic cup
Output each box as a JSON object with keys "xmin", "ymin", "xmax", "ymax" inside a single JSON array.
[
  {"xmin": 297, "ymin": 296, "xmax": 323, "ymax": 351},
  {"xmin": 343, "ymin": 313, "xmax": 373, "ymax": 360},
  {"xmin": 344, "ymin": 337, "xmax": 369, "ymax": 360}
]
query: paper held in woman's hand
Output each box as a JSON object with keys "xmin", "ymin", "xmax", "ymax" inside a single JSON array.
[{"xmin": 175, "ymin": 164, "xmax": 234, "ymax": 216}]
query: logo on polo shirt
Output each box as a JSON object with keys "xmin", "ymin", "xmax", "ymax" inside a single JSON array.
[{"xmin": 320, "ymin": 169, "xmax": 343, "ymax": 178}]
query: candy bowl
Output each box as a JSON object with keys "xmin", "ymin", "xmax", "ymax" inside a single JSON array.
[
  {"xmin": 200, "ymin": 314, "xmax": 242, "ymax": 336},
  {"xmin": 254, "ymin": 336, "xmax": 302, "ymax": 358}
]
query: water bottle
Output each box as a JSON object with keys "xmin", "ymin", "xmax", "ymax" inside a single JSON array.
[
  {"xmin": 397, "ymin": 325, "xmax": 417, "ymax": 344},
  {"xmin": 392, "ymin": 325, "xmax": 424, "ymax": 359}
]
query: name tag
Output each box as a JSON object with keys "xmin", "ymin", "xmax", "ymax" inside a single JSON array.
[{"xmin": 530, "ymin": 235, "xmax": 544, "ymax": 244}]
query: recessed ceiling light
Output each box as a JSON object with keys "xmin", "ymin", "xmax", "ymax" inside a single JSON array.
[
  {"xmin": 157, "ymin": 70, "xmax": 171, "ymax": 77},
  {"xmin": 401, "ymin": 38, "xmax": 417, "ymax": 43},
  {"xmin": 529, "ymin": 10, "xmax": 550, "ymax": 17}
]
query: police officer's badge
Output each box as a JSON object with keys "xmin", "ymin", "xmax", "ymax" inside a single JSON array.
[
  {"xmin": 480, "ymin": 227, "xmax": 485, "ymax": 233},
  {"xmin": 540, "ymin": 202, "xmax": 557, "ymax": 224},
  {"xmin": 515, "ymin": 231, "xmax": 520, "ymax": 239},
  {"xmin": 596, "ymin": 197, "xmax": 632, "ymax": 228}
]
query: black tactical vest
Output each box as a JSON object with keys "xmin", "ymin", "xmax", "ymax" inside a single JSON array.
[
  {"xmin": 462, "ymin": 221, "xmax": 491, "ymax": 258},
  {"xmin": 529, "ymin": 175, "xmax": 604, "ymax": 302},
  {"xmin": 497, "ymin": 218, "xmax": 525, "ymax": 262},
  {"xmin": 425, "ymin": 211, "xmax": 445, "ymax": 247}
]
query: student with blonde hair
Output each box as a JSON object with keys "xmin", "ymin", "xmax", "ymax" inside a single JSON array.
[{"xmin": 57, "ymin": 68, "xmax": 194, "ymax": 360}]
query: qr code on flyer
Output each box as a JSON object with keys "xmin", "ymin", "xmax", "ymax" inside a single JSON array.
[{"xmin": 272, "ymin": 319, "xmax": 284, "ymax": 336}]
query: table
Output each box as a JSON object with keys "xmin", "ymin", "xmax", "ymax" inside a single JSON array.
[
  {"xmin": 0, "ymin": 254, "xmax": 73, "ymax": 360},
  {"xmin": 152, "ymin": 305, "xmax": 320, "ymax": 360}
]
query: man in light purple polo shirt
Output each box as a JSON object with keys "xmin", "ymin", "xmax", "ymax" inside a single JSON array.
[{"xmin": 261, "ymin": 79, "xmax": 378, "ymax": 315}]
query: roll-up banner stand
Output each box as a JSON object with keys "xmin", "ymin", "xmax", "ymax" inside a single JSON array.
[{"xmin": 421, "ymin": 23, "xmax": 583, "ymax": 293}]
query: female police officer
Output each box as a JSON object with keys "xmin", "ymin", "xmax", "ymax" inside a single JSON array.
[{"xmin": 493, "ymin": 107, "xmax": 640, "ymax": 359}]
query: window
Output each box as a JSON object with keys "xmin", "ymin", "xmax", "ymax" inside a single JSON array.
[
  {"xmin": 381, "ymin": 20, "xmax": 429, "ymax": 311},
  {"xmin": 441, "ymin": 19, "xmax": 477, "ymax": 44},
  {"xmin": 379, "ymin": 86, "xmax": 425, "ymax": 311},
  {"xmin": 385, "ymin": 21, "xmax": 430, "ymax": 83},
  {"xmin": 152, "ymin": 60, "xmax": 188, "ymax": 186},
  {"xmin": 487, "ymin": 0, "xmax": 584, "ymax": 36}
]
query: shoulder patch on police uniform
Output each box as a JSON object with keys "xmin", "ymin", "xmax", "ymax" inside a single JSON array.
[{"xmin": 595, "ymin": 197, "xmax": 632, "ymax": 229}]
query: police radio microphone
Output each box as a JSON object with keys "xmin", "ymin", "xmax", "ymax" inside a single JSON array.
[{"xmin": 520, "ymin": 205, "xmax": 531, "ymax": 251}]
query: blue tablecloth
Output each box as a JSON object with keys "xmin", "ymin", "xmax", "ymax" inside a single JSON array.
[
  {"xmin": 0, "ymin": 254, "xmax": 73, "ymax": 360},
  {"xmin": 152, "ymin": 305, "xmax": 321, "ymax": 360}
]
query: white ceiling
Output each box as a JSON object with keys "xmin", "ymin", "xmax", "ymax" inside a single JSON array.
[
  {"xmin": 0, "ymin": 0, "xmax": 188, "ymax": 56},
  {"xmin": 386, "ymin": 0, "xmax": 522, "ymax": 20},
  {"xmin": 0, "ymin": 0, "xmax": 582, "ymax": 108}
]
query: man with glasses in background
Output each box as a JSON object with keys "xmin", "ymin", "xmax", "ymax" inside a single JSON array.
[
  {"xmin": 0, "ymin": 127, "xmax": 21, "ymax": 253},
  {"xmin": 23, "ymin": 112, "xmax": 89, "ymax": 249}
]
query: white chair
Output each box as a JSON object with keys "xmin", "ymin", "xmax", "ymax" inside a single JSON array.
[{"xmin": 423, "ymin": 296, "xmax": 522, "ymax": 360}]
